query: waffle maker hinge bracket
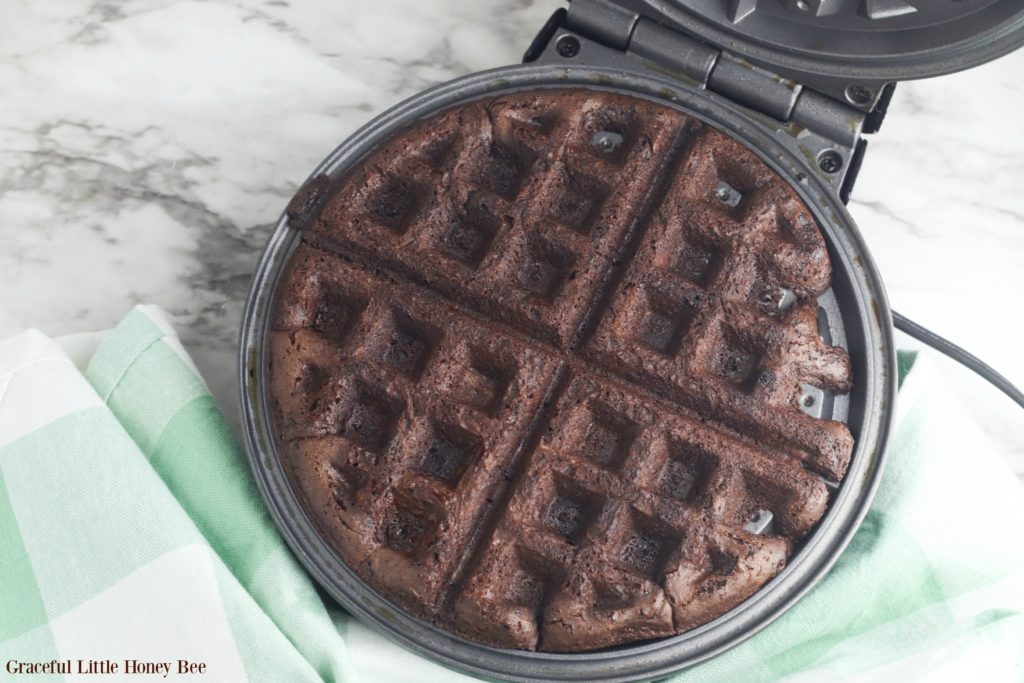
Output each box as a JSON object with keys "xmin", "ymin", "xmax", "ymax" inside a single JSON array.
[{"xmin": 550, "ymin": 0, "xmax": 873, "ymax": 202}]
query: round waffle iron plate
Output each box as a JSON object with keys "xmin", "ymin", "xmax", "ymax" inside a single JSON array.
[{"xmin": 239, "ymin": 63, "xmax": 896, "ymax": 682}]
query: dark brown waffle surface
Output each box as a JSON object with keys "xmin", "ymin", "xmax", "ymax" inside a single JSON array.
[{"xmin": 268, "ymin": 89, "xmax": 853, "ymax": 652}]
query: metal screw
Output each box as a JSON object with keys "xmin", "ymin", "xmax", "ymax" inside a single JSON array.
[
  {"xmin": 818, "ymin": 150, "xmax": 843, "ymax": 174},
  {"xmin": 556, "ymin": 35, "xmax": 580, "ymax": 59},
  {"xmin": 845, "ymin": 84, "xmax": 873, "ymax": 106}
]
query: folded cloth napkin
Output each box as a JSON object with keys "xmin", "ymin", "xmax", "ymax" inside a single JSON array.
[{"xmin": 1, "ymin": 305, "xmax": 1022, "ymax": 682}]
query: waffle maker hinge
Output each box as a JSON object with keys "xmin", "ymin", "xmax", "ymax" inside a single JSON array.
[{"xmin": 528, "ymin": 0, "xmax": 888, "ymax": 203}]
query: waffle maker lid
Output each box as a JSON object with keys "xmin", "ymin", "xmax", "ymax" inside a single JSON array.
[{"xmin": 594, "ymin": 0, "xmax": 1024, "ymax": 109}]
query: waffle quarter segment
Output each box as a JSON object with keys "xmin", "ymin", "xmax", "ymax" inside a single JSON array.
[
  {"xmin": 582, "ymin": 129, "xmax": 853, "ymax": 480},
  {"xmin": 269, "ymin": 246, "xmax": 562, "ymax": 617},
  {"xmin": 307, "ymin": 92, "xmax": 697, "ymax": 348},
  {"xmin": 452, "ymin": 373, "xmax": 827, "ymax": 651}
]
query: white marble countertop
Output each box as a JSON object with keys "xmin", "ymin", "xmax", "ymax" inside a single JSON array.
[{"xmin": 2, "ymin": 0, "xmax": 1022, "ymax": 480}]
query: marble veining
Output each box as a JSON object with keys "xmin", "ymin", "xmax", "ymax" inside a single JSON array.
[{"xmin": 1, "ymin": 0, "xmax": 1022, "ymax": 480}]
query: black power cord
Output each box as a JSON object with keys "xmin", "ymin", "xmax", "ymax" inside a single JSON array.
[{"xmin": 893, "ymin": 310, "xmax": 1024, "ymax": 410}]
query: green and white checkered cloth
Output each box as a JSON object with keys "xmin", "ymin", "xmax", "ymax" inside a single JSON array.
[{"xmin": 1, "ymin": 305, "xmax": 1022, "ymax": 682}]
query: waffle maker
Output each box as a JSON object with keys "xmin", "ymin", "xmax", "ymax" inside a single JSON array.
[{"xmin": 239, "ymin": 2, "xmax": 1024, "ymax": 680}]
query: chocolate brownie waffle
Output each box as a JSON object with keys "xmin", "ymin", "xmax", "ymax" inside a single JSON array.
[{"xmin": 267, "ymin": 89, "xmax": 853, "ymax": 652}]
